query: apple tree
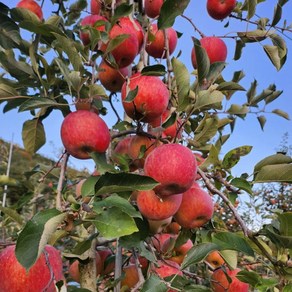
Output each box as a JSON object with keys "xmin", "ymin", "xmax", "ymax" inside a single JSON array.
[{"xmin": 0, "ymin": 0, "xmax": 292, "ymax": 291}]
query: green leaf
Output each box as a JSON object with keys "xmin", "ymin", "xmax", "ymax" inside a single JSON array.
[
  {"xmin": 0, "ymin": 83, "xmax": 19, "ymax": 99},
  {"xmin": 237, "ymin": 30, "xmax": 270, "ymax": 43},
  {"xmin": 254, "ymin": 153, "xmax": 292, "ymax": 174},
  {"xmin": 227, "ymin": 104, "xmax": 249, "ymax": 116},
  {"xmin": 257, "ymin": 115, "xmax": 266, "ymax": 130},
  {"xmin": 216, "ymin": 82, "xmax": 245, "ymax": 92},
  {"xmin": 18, "ymin": 97, "xmax": 60, "ymax": 112},
  {"xmin": 141, "ymin": 64, "xmax": 166, "ymax": 76},
  {"xmin": 222, "ymin": 146, "xmax": 252, "ymax": 169},
  {"xmin": 22, "ymin": 119, "xmax": 46, "ymax": 154},
  {"xmin": 220, "ymin": 250, "xmax": 238, "ymax": 269},
  {"xmin": 278, "ymin": 213, "xmax": 292, "ymax": 237},
  {"xmin": 11, "ymin": 7, "xmax": 41, "ymax": 23},
  {"xmin": 0, "ymin": 175, "xmax": 19, "ymax": 186},
  {"xmin": 246, "ymin": 79, "xmax": 257, "ymax": 104},
  {"xmin": 181, "ymin": 242, "xmax": 219, "ymax": 269},
  {"xmin": 158, "ymin": 0, "xmax": 190, "ymax": 29},
  {"xmin": 254, "ymin": 163, "xmax": 292, "ymax": 183},
  {"xmin": 193, "ymin": 38, "xmax": 210, "ymax": 85},
  {"xmin": 93, "ymin": 195, "xmax": 141, "ymax": 218},
  {"xmin": 90, "ymin": 152, "xmax": 117, "ymax": 174},
  {"xmin": 230, "ymin": 178, "xmax": 253, "ymax": 195},
  {"xmin": 52, "ymin": 33, "xmax": 83, "ymax": 71},
  {"xmin": 141, "ymin": 274, "xmax": 168, "ymax": 292},
  {"xmin": 272, "ymin": 109, "xmax": 290, "ymax": 120},
  {"xmin": 94, "ymin": 172, "xmax": 159, "ymax": 195},
  {"xmin": 263, "ymin": 45, "xmax": 282, "ymax": 71},
  {"xmin": 200, "ymin": 145, "xmax": 221, "ymax": 169},
  {"xmin": 172, "ymin": 57, "xmax": 190, "ymax": 110},
  {"xmin": 93, "ymin": 207, "xmax": 138, "ymax": 239},
  {"xmin": 234, "ymin": 39, "xmax": 245, "ymax": 61},
  {"xmin": 0, "ymin": 14, "xmax": 21, "ymax": 49},
  {"xmin": 212, "ymin": 232, "xmax": 254, "ymax": 256},
  {"xmin": 16, "ymin": 209, "xmax": 66, "ymax": 270},
  {"xmin": 236, "ymin": 270, "xmax": 261, "ymax": 286},
  {"xmin": 193, "ymin": 89, "xmax": 224, "ymax": 112},
  {"xmin": 283, "ymin": 284, "xmax": 292, "ymax": 292},
  {"xmin": 105, "ymin": 34, "xmax": 130, "ymax": 54},
  {"xmin": 271, "ymin": 2, "xmax": 283, "ymax": 27},
  {"xmin": 111, "ymin": 4, "xmax": 133, "ymax": 23},
  {"xmin": 81, "ymin": 175, "xmax": 100, "ymax": 197},
  {"xmin": 263, "ymin": 225, "xmax": 292, "ymax": 249},
  {"xmin": 124, "ymin": 85, "xmax": 139, "ymax": 103},
  {"xmin": 0, "ymin": 206, "xmax": 24, "ymax": 226}
]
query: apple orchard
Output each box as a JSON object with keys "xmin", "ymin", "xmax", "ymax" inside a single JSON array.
[{"xmin": 0, "ymin": 0, "xmax": 292, "ymax": 291}]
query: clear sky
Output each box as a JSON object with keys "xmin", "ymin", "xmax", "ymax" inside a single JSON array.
[{"xmin": 0, "ymin": 0, "xmax": 291, "ymax": 176}]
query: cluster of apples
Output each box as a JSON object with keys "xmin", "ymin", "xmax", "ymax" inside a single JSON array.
[{"xmin": 0, "ymin": 245, "xmax": 64, "ymax": 291}]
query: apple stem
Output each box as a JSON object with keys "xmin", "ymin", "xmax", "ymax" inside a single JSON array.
[{"xmin": 181, "ymin": 15, "xmax": 206, "ymax": 38}]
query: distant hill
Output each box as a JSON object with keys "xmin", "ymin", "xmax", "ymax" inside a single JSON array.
[{"xmin": 0, "ymin": 138, "xmax": 89, "ymax": 209}]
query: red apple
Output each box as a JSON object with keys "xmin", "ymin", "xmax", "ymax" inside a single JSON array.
[
  {"xmin": 121, "ymin": 264, "xmax": 140, "ymax": 290},
  {"xmin": 191, "ymin": 36, "xmax": 227, "ymax": 69},
  {"xmin": 165, "ymin": 221, "xmax": 181, "ymax": 234},
  {"xmin": 145, "ymin": 0, "xmax": 164, "ymax": 18},
  {"xmin": 0, "ymin": 245, "xmax": 63, "ymax": 292},
  {"xmin": 68, "ymin": 252, "xmax": 102, "ymax": 283},
  {"xmin": 16, "ymin": 0, "xmax": 43, "ymax": 20},
  {"xmin": 151, "ymin": 259, "xmax": 182, "ymax": 278},
  {"xmin": 152, "ymin": 233, "xmax": 176, "ymax": 253},
  {"xmin": 103, "ymin": 17, "xmax": 140, "ymax": 68},
  {"xmin": 130, "ymin": 255, "xmax": 149, "ymax": 273},
  {"xmin": 96, "ymin": 247, "xmax": 115, "ymax": 275},
  {"xmin": 60, "ymin": 110, "xmax": 110, "ymax": 159},
  {"xmin": 205, "ymin": 250, "xmax": 225, "ymax": 269},
  {"xmin": 98, "ymin": 60, "xmax": 130, "ymax": 92},
  {"xmin": 150, "ymin": 110, "xmax": 183, "ymax": 139},
  {"xmin": 146, "ymin": 24, "xmax": 178, "ymax": 59},
  {"xmin": 137, "ymin": 189, "xmax": 182, "ymax": 221},
  {"xmin": 79, "ymin": 15, "xmax": 108, "ymax": 46},
  {"xmin": 91, "ymin": 0, "xmax": 102, "ymax": 15},
  {"xmin": 144, "ymin": 143, "xmax": 197, "ymax": 196},
  {"xmin": 174, "ymin": 182, "xmax": 214, "ymax": 229},
  {"xmin": 111, "ymin": 136, "xmax": 133, "ymax": 165},
  {"xmin": 169, "ymin": 239, "xmax": 193, "ymax": 265},
  {"xmin": 211, "ymin": 267, "xmax": 249, "ymax": 292},
  {"xmin": 121, "ymin": 73, "xmax": 169, "ymax": 123},
  {"xmin": 207, "ymin": 0, "xmax": 236, "ymax": 20},
  {"xmin": 128, "ymin": 134, "xmax": 160, "ymax": 169}
]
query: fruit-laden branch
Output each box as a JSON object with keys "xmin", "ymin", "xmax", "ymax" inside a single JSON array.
[{"xmin": 197, "ymin": 168, "xmax": 250, "ymax": 236}]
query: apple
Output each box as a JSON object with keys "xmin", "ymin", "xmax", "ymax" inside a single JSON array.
[
  {"xmin": 111, "ymin": 136, "xmax": 133, "ymax": 164},
  {"xmin": 68, "ymin": 252, "xmax": 102, "ymax": 283},
  {"xmin": 121, "ymin": 73, "xmax": 169, "ymax": 123},
  {"xmin": 60, "ymin": 110, "xmax": 110, "ymax": 160},
  {"xmin": 205, "ymin": 250, "xmax": 225, "ymax": 269},
  {"xmin": 165, "ymin": 221, "xmax": 181, "ymax": 234},
  {"xmin": 191, "ymin": 36, "xmax": 227, "ymax": 69},
  {"xmin": 150, "ymin": 110, "xmax": 183, "ymax": 139},
  {"xmin": 174, "ymin": 182, "xmax": 214, "ymax": 229},
  {"xmin": 91, "ymin": 0, "xmax": 102, "ymax": 15},
  {"xmin": 148, "ymin": 216, "xmax": 173, "ymax": 234},
  {"xmin": 152, "ymin": 233, "xmax": 176, "ymax": 254},
  {"xmin": 137, "ymin": 189, "xmax": 182, "ymax": 221},
  {"xmin": 145, "ymin": 0, "xmax": 164, "ymax": 18},
  {"xmin": 0, "ymin": 245, "xmax": 64, "ymax": 292},
  {"xmin": 121, "ymin": 264, "xmax": 140, "ymax": 290},
  {"xmin": 211, "ymin": 267, "xmax": 249, "ymax": 292},
  {"xmin": 169, "ymin": 239, "xmax": 193, "ymax": 265},
  {"xmin": 151, "ymin": 259, "xmax": 182, "ymax": 278},
  {"xmin": 207, "ymin": 0, "xmax": 236, "ymax": 20},
  {"xmin": 144, "ymin": 143, "xmax": 197, "ymax": 196},
  {"xmin": 130, "ymin": 255, "xmax": 149, "ymax": 273},
  {"xmin": 79, "ymin": 15, "xmax": 108, "ymax": 46},
  {"xmin": 146, "ymin": 24, "xmax": 178, "ymax": 59},
  {"xmin": 103, "ymin": 17, "xmax": 141, "ymax": 68},
  {"xmin": 98, "ymin": 60, "xmax": 130, "ymax": 92},
  {"xmin": 16, "ymin": 0, "xmax": 43, "ymax": 21},
  {"xmin": 128, "ymin": 134, "xmax": 160, "ymax": 169},
  {"xmin": 96, "ymin": 247, "xmax": 115, "ymax": 275}
]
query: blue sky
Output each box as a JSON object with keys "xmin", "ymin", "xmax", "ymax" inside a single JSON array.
[{"xmin": 0, "ymin": 0, "xmax": 291, "ymax": 176}]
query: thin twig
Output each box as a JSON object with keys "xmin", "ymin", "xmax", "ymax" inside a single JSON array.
[
  {"xmin": 197, "ymin": 168, "xmax": 250, "ymax": 236},
  {"xmin": 181, "ymin": 15, "xmax": 205, "ymax": 38},
  {"xmin": 56, "ymin": 151, "xmax": 69, "ymax": 211}
]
